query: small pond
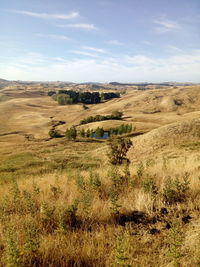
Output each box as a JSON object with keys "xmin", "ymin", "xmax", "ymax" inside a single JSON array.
[{"xmin": 91, "ymin": 131, "xmax": 109, "ymax": 139}]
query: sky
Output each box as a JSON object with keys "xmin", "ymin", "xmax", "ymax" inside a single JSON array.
[{"xmin": 0, "ymin": 0, "xmax": 200, "ymax": 83}]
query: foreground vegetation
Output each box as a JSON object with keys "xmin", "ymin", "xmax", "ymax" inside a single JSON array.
[{"xmin": 0, "ymin": 135, "xmax": 200, "ymax": 266}]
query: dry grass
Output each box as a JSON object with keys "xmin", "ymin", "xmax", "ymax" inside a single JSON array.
[
  {"xmin": 0, "ymin": 85, "xmax": 200, "ymax": 266},
  {"xmin": 0, "ymin": 143, "xmax": 200, "ymax": 266}
]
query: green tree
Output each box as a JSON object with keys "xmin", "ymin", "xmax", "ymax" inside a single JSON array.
[
  {"xmin": 65, "ymin": 127, "xmax": 77, "ymax": 140},
  {"xmin": 95, "ymin": 127, "xmax": 104, "ymax": 138},
  {"xmin": 80, "ymin": 129, "xmax": 85, "ymax": 138},
  {"xmin": 108, "ymin": 137, "xmax": 132, "ymax": 165},
  {"xmin": 118, "ymin": 124, "xmax": 125, "ymax": 135},
  {"xmin": 86, "ymin": 129, "xmax": 91, "ymax": 138},
  {"xmin": 57, "ymin": 94, "xmax": 72, "ymax": 105}
]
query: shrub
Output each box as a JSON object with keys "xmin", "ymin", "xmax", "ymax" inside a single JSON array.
[
  {"xmin": 57, "ymin": 201, "xmax": 79, "ymax": 231},
  {"xmin": 142, "ymin": 175, "xmax": 158, "ymax": 195},
  {"xmin": 4, "ymin": 227, "xmax": 22, "ymax": 267},
  {"xmin": 166, "ymin": 220, "xmax": 184, "ymax": 267},
  {"xmin": 48, "ymin": 129, "xmax": 61, "ymax": 138},
  {"xmin": 114, "ymin": 231, "xmax": 131, "ymax": 267},
  {"xmin": 108, "ymin": 137, "xmax": 132, "ymax": 165},
  {"xmin": 111, "ymin": 110, "xmax": 123, "ymax": 119},
  {"xmin": 89, "ymin": 172, "xmax": 101, "ymax": 189},
  {"xmin": 163, "ymin": 174, "xmax": 190, "ymax": 205}
]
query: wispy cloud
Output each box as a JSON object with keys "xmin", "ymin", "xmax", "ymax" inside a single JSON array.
[
  {"xmin": 8, "ymin": 9, "xmax": 79, "ymax": 19},
  {"xmin": 167, "ymin": 45, "xmax": 183, "ymax": 53},
  {"xmin": 57, "ymin": 23, "xmax": 96, "ymax": 30},
  {"xmin": 1, "ymin": 50, "xmax": 200, "ymax": 82},
  {"xmin": 108, "ymin": 40, "xmax": 125, "ymax": 46},
  {"xmin": 36, "ymin": 34, "xmax": 71, "ymax": 41},
  {"xmin": 82, "ymin": 46, "xmax": 107, "ymax": 54},
  {"xmin": 142, "ymin": 40, "xmax": 152, "ymax": 45},
  {"xmin": 154, "ymin": 19, "xmax": 181, "ymax": 33},
  {"xmin": 70, "ymin": 50, "xmax": 99, "ymax": 57}
]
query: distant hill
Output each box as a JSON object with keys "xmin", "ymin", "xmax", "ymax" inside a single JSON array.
[
  {"xmin": 0, "ymin": 78, "xmax": 10, "ymax": 88},
  {"xmin": 109, "ymin": 82, "xmax": 196, "ymax": 87},
  {"xmin": 0, "ymin": 78, "xmax": 9, "ymax": 83}
]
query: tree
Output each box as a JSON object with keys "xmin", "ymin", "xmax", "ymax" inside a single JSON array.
[
  {"xmin": 118, "ymin": 124, "xmax": 125, "ymax": 135},
  {"xmin": 108, "ymin": 137, "xmax": 132, "ymax": 165},
  {"xmin": 80, "ymin": 129, "xmax": 85, "ymax": 138},
  {"xmin": 86, "ymin": 129, "xmax": 91, "ymax": 138},
  {"xmin": 65, "ymin": 127, "xmax": 77, "ymax": 140},
  {"xmin": 57, "ymin": 94, "xmax": 72, "ymax": 105},
  {"xmin": 95, "ymin": 127, "xmax": 104, "ymax": 138}
]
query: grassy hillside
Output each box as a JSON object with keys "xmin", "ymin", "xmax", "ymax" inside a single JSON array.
[{"xmin": 0, "ymin": 85, "xmax": 200, "ymax": 266}]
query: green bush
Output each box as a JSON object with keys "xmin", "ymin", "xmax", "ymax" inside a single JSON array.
[
  {"xmin": 142, "ymin": 175, "xmax": 158, "ymax": 195},
  {"xmin": 163, "ymin": 174, "xmax": 190, "ymax": 204}
]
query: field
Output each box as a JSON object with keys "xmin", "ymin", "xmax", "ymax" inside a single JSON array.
[{"xmin": 0, "ymin": 83, "xmax": 200, "ymax": 266}]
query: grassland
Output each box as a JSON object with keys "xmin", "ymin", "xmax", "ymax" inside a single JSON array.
[{"xmin": 0, "ymin": 84, "xmax": 200, "ymax": 266}]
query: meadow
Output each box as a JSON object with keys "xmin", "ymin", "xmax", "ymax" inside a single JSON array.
[{"xmin": 0, "ymin": 83, "xmax": 200, "ymax": 266}]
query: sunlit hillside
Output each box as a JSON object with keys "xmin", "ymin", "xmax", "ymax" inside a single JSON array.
[{"xmin": 0, "ymin": 83, "xmax": 200, "ymax": 266}]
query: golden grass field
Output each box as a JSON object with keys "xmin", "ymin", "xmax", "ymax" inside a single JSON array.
[{"xmin": 0, "ymin": 84, "xmax": 200, "ymax": 266}]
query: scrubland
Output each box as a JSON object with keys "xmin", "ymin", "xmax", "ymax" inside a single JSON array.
[{"xmin": 0, "ymin": 84, "xmax": 200, "ymax": 266}]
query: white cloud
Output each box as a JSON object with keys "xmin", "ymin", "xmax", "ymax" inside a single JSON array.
[
  {"xmin": 124, "ymin": 55, "xmax": 155, "ymax": 65},
  {"xmin": 108, "ymin": 40, "xmax": 125, "ymax": 46},
  {"xmin": 154, "ymin": 19, "xmax": 181, "ymax": 33},
  {"xmin": 167, "ymin": 45, "xmax": 183, "ymax": 53},
  {"xmin": 82, "ymin": 46, "xmax": 107, "ymax": 54},
  {"xmin": 70, "ymin": 50, "xmax": 99, "ymax": 58},
  {"xmin": 142, "ymin": 40, "xmax": 152, "ymax": 45},
  {"xmin": 8, "ymin": 10, "xmax": 79, "ymax": 19},
  {"xmin": 57, "ymin": 23, "xmax": 96, "ymax": 30},
  {"xmin": 36, "ymin": 34, "xmax": 71, "ymax": 41},
  {"xmin": 1, "ymin": 50, "xmax": 200, "ymax": 82}
]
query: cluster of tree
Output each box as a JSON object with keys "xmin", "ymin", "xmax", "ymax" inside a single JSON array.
[
  {"xmin": 65, "ymin": 127, "xmax": 77, "ymax": 140},
  {"xmin": 55, "ymin": 123, "xmax": 133, "ymax": 141},
  {"xmin": 100, "ymin": 92, "xmax": 120, "ymax": 101},
  {"xmin": 65, "ymin": 127, "xmax": 105, "ymax": 140},
  {"xmin": 80, "ymin": 111, "xmax": 123, "ymax": 125},
  {"xmin": 79, "ymin": 124, "xmax": 133, "ymax": 139},
  {"xmin": 80, "ymin": 128, "xmax": 94, "ymax": 138},
  {"xmin": 48, "ymin": 90, "xmax": 120, "ymax": 105},
  {"xmin": 109, "ymin": 124, "xmax": 133, "ymax": 136}
]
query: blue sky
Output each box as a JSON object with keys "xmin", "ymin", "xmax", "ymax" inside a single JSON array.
[{"xmin": 0, "ymin": 0, "xmax": 200, "ymax": 82}]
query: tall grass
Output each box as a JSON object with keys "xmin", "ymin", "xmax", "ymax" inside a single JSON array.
[{"xmin": 0, "ymin": 138, "xmax": 200, "ymax": 266}]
